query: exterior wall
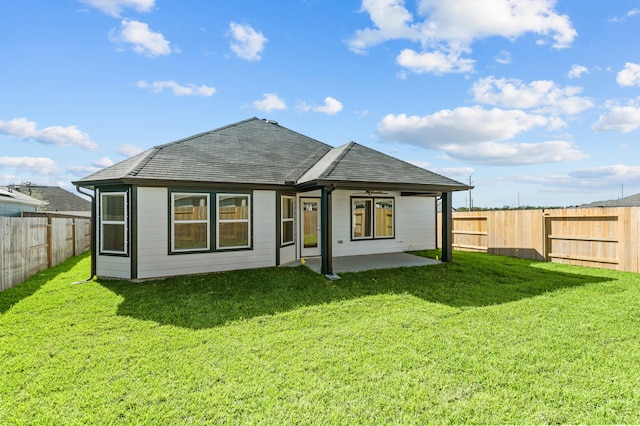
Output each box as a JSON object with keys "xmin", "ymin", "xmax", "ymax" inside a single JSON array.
[
  {"xmin": 135, "ymin": 187, "xmax": 276, "ymax": 279},
  {"xmin": 0, "ymin": 201, "xmax": 38, "ymax": 217},
  {"xmin": 279, "ymin": 244, "xmax": 296, "ymax": 265},
  {"xmin": 329, "ymin": 190, "xmax": 436, "ymax": 257},
  {"xmin": 96, "ymin": 253, "xmax": 131, "ymax": 279}
]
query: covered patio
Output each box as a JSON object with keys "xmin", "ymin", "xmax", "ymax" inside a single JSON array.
[{"xmin": 286, "ymin": 252, "xmax": 440, "ymax": 276}]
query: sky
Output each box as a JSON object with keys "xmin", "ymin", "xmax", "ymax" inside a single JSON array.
[{"xmin": 2, "ymin": 0, "xmax": 640, "ymax": 209}]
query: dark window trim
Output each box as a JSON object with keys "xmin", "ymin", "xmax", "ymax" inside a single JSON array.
[
  {"xmin": 280, "ymin": 194, "xmax": 296, "ymax": 247},
  {"xmin": 98, "ymin": 187, "xmax": 131, "ymax": 257},
  {"xmin": 167, "ymin": 189, "xmax": 253, "ymax": 255},
  {"xmin": 350, "ymin": 196, "xmax": 396, "ymax": 241}
]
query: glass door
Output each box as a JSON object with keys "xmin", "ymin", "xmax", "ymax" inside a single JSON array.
[{"xmin": 300, "ymin": 198, "xmax": 321, "ymax": 257}]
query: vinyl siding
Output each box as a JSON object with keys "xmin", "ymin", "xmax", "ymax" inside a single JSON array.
[
  {"xmin": 330, "ymin": 190, "xmax": 435, "ymax": 257},
  {"xmin": 135, "ymin": 187, "xmax": 276, "ymax": 279},
  {"xmin": 96, "ymin": 254, "xmax": 131, "ymax": 279}
]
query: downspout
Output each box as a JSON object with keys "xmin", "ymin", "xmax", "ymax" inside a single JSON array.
[{"xmin": 74, "ymin": 185, "xmax": 96, "ymax": 282}]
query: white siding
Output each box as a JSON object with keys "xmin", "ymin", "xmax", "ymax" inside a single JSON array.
[
  {"xmin": 329, "ymin": 190, "xmax": 435, "ymax": 257},
  {"xmin": 96, "ymin": 254, "xmax": 130, "ymax": 279},
  {"xmin": 135, "ymin": 187, "xmax": 276, "ymax": 279},
  {"xmin": 279, "ymin": 245, "xmax": 296, "ymax": 265}
]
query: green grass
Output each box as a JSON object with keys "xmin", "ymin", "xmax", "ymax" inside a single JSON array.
[{"xmin": 1, "ymin": 251, "xmax": 640, "ymax": 424}]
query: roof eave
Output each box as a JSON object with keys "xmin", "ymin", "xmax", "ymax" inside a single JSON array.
[{"xmin": 295, "ymin": 179, "xmax": 471, "ymax": 193}]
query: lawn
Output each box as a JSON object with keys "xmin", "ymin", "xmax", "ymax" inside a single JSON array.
[{"xmin": 1, "ymin": 251, "xmax": 639, "ymax": 424}]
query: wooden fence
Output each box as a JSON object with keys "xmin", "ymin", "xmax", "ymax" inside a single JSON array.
[
  {"xmin": 438, "ymin": 207, "xmax": 639, "ymax": 273},
  {"xmin": 0, "ymin": 216, "xmax": 91, "ymax": 291}
]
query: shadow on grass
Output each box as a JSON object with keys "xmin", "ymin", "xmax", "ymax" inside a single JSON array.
[
  {"xmin": 100, "ymin": 251, "xmax": 613, "ymax": 330},
  {"xmin": 0, "ymin": 253, "xmax": 88, "ymax": 315}
]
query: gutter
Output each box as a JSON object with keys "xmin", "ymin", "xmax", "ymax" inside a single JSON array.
[{"xmin": 73, "ymin": 185, "xmax": 96, "ymax": 283}]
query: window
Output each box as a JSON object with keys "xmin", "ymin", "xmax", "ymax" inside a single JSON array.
[
  {"xmin": 352, "ymin": 198, "xmax": 372, "ymax": 239},
  {"xmin": 172, "ymin": 193, "xmax": 209, "ymax": 252},
  {"xmin": 100, "ymin": 192, "xmax": 127, "ymax": 254},
  {"xmin": 217, "ymin": 194, "xmax": 251, "ymax": 249},
  {"xmin": 281, "ymin": 196, "xmax": 294, "ymax": 245},
  {"xmin": 351, "ymin": 197, "xmax": 394, "ymax": 240}
]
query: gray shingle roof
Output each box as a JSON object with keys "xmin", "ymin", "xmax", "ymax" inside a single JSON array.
[
  {"xmin": 74, "ymin": 117, "xmax": 468, "ymax": 191},
  {"xmin": 581, "ymin": 193, "xmax": 640, "ymax": 208},
  {"xmin": 10, "ymin": 185, "xmax": 91, "ymax": 211},
  {"xmin": 74, "ymin": 118, "xmax": 331, "ymax": 187},
  {"xmin": 299, "ymin": 142, "xmax": 467, "ymax": 189}
]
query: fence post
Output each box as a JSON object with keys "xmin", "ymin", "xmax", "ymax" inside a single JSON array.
[
  {"xmin": 46, "ymin": 216, "xmax": 52, "ymax": 268},
  {"xmin": 72, "ymin": 219, "xmax": 77, "ymax": 257}
]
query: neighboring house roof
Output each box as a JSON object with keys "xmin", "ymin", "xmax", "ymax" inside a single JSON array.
[
  {"xmin": 0, "ymin": 187, "xmax": 45, "ymax": 207},
  {"xmin": 581, "ymin": 192, "xmax": 640, "ymax": 208},
  {"xmin": 12, "ymin": 184, "xmax": 91, "ymax": 212},
  {"xmin": 74, "ymin": 117, "xmax": 469, "ymax": 193}
]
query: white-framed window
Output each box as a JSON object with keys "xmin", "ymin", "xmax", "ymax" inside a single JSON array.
[
  {"xmin": 100, "ymin": 192, "xmax": 128, "ymax": 254},
  {"xmin": 171, "ymin": 193, "xmax": 210, "ymax": 252},
  {"xmin": 217, "ymin": 193, "xmax": 251, "ymax": 249},
  {"xmin": 281, "ymin": 195, "xmax": 294, "ymax": 246},
  {"xmin": 351, "ymin": 197, "xmax": 394, "ymax": 240}
]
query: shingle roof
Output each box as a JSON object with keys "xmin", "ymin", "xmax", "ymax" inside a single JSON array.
[
  {"xmin": 74, "ymin": 118, "xmax": 331, "ymax": 187},
  {"xmin": 299, "ymin": 142, "xmax": 467, "ymax": 189},
  {"xmin": 11, "ymin": 185, "xmax": 91, "ymax": 211},
  {"xmin": 74, "ymin": 117, "xmax": 468, "ymax": 191},
  {"xmin": 581, "ymin": 193, "xmax": 640, "ymax": 208},
  {"xmin": 0, "ymin": 187, "xmax": 45, "ymax": 207}
]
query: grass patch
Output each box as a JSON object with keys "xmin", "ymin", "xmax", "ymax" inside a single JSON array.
[{"xmin": 1, "ymin": 251, "xmax": 640, "ymax": 424}]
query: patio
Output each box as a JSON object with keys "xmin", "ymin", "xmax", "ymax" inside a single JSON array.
[{"xmin": 286, "ymin": 252, "xmax": 440, "ymax": 276}]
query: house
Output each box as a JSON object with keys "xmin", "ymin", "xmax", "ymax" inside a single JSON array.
[
  {"xmin": 72, "ymin": 118, "xmax": 469, "ymax": 280},
  {"xmin": 12, "ymin": 184, "xmax": 91, "ymax": 217},
  {"xmin": 0, "ymin": 186, "xmax": 45, "ymax": 216},
  {"xmin": 581, "ymin": 192, "xmax": 640, "ymax": 208}
]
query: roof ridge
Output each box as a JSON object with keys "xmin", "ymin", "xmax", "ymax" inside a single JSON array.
[
  {"xmin": 128, "ymin": 147, "xmax": 161, "ymax": 177},
  {"xmin": 321, "ymin": 142, "xmax": 355, "ymax": 179}
]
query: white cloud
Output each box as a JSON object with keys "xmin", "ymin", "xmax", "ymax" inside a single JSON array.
[
  {"xmin": 110, "ymin": 19, "xmax": 171, "ymax": 57},
  {"xmin": 377, "ymin": 107, "xmax": 586, "ymax": 165},
  {"xmin": 609, "ymin": 8, "xmax": 640, "ymax": 22},
  {"xmin": 443, "ymin": 140, "xmax": 587, "ymax": 165},
  {"xmin": 313, "ymin": 97, "xmax": 344, "ymax": 115},
  {"xmin": 617, "ymin": 62, "xmax": 640, "ymax": 87},
  {"xmin": 567, "ymin": 64, "xmax": 589, "ymax": 79},
  {"xmin": 437, "ymin": 167, "xmax": 475, "ymax": 178},
  {"xmin": 348, "ymin": 0, "xmax": 576, "ymax": 74},
  {"xmin": 118, "ymin": 144, "xmax": 145, "ymax": 157},
  {"xmin": 78, "ymin": 0, "xmax": 154, "ymax": 17},
  {"xmin": 494, "ymin": 50, "xmax": 511, "ymax": 65},
  {"xmin": 396, "ymin": 48, "xmax": 474, "ymax": 75},
  {"xmin": 68, "ymin": 165, "xmax": 100, "ymax": 177},
  {"xmin": 137, "ymin": 80, "xmax": 216, "ymax": 96},
  {"xmin": 408, "ymin": 160, "xmax": 433, "ymax": 169},
  {"xmin": 0, "ymin": 117, "xmax": 99, "ymax": 151},
  {"xmin": 229, "ymin": 22, "xmax": 268, "ymax": 61},
  {"xmin": 471, "ymin": 76, "xmax": 593, "ymax": 115},
  {"xmin": 378, "ymin": 107, "xmax": 553, "ymax": 146},
  {"xmin": 591, "ymin": 99, "xmax": 640, "ymax": 133},
  {"xmin": 93, "ymin": 157, "xmax": 114, "ymax": 168},
  {"xmin": 0, "ymin": 157, "xmax": 59, "ymax": 175},
  {"xmin": 252, "ymin": 93, "xmax": 286, "ymax": 111},
  {"xmin": 570, "ymin": 164, "xmax": 640, "ymax": 180}
]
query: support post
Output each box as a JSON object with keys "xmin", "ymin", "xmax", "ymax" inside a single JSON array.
[
  {"xmin": 320, "ymin": 185, "xmax": 336, "ymax": 277},
  {"xmin": 441, "ymin": 192, "xmax": 453, "ymax": 262}
]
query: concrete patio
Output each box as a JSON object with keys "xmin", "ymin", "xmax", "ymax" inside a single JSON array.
[{"xmin": 285, "ymin": 252, "xmax": 440, "ymax": 275}]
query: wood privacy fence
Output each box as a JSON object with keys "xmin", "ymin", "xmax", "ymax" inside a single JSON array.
[
  {"xmin": 438, "ymin": 207, "xmax": 640, "ymax": 273},
  {"xmin": 0, "ymin": 216, "xmax": 91, "ymax": 291}
]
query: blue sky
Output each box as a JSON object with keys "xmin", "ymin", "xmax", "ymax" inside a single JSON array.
[{"xmin": 2, "ymin": 0, "xmax": 640, "ymax": 208}]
